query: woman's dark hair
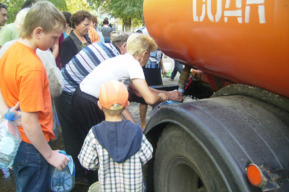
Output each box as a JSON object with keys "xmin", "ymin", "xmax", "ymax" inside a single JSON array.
[
  {"xmin": 0, "ymin": 3, "xmax": 7, "ymax": 10},
  {"xmin": 91, "ymin": 15, "xmax": 97, "ymax": 24},
  {"xmin": 103, "ymin": 19, "xmax": 109, "ymax": 25},
  {"xmin": 71, "ymin": 10, "xmax": 92, "ymax": 29},
  {"xmin": 21, "ymin": 0, "xmax": 37, "ymax": 9},
  {"xmin": 62, "ymin": 11, "xmax": 72, "ymax": 28}
]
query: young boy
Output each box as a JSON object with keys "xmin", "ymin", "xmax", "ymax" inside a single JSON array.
[
  {"xmin": 0, "ymin": 1, "xmax": 69, "ymax": 191},
  {"xmin": 78, "ymin": 80, "xmax": 153, "ymax": 192}
]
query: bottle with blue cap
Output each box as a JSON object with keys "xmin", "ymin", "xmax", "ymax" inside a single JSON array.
[
  {"xmin": 151, "ymin": 100, "xmax": 182, "ymax": 115},
  {"xmin": 0, "ymin": 109, "xmax": 21, "ymax": 169},
  {"xmin": 51, "ymin": 150, "xmax": 75, "ymax": 192}
]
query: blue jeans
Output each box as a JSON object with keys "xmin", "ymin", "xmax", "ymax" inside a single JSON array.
[
  {"xmin": 104, "ymin": 37, "xmax": 111, "ymax": 43},
  {"xmin": 13, "ymin": 142, "xmax": 51, "ymax": 192},
  {"xmin": 171, "ymin": 60, "xmax": 183, "ymax": 80}
]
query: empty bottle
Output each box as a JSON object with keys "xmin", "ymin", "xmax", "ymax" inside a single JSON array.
[
  {"xmin": 0, "ymin": 110, "xmax": 21, "ymax": 169},
  {"xmin": 51, "ymin": 150, "xmax": 75, "ymax": 192}
]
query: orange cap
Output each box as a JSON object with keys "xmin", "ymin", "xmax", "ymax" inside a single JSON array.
[{"xmin": 99, "ymin": 80, "xmax": 129, "ymax": 110}]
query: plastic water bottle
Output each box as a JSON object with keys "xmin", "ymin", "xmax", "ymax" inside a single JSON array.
[
  {"xmin": 158, "ymin": 100, "xmax": 181, "ymax": 107},
  {"xmin": 51, "ymin": 150, "xmax": 75, "ymax": 192},
  {"xmin": 164, "ymin": 100, "xmax": 181, "ymax": 105},
  {"xmin": 151, "ymin": 100, "xmax": 182, "ymax": 115},
  {"xmin": 0, "ymin": 110, "xmax": 21, "ymax": 169},
  {"xmin": 2, "ymin": 167, "xmax": 10, "ymax": 179}
]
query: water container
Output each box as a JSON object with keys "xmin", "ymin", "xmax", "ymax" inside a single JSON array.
[
  {"xmin": 151, "ymin": 100, "xmax": 182, "ymax": 115},
  {"xmin": 164, "ymin": 100, "xmax": 181, "ymax": 105},
  {"xmin": 0, "ymin": 110, "xmax": 21, "ymax": 169},
  {"xmin": 51, "ymin": 150, "xmax": 75, "ymax": 192},
  {"xmin": 1, "ymin": 167, "xmax": 10, "ymax": 178}
]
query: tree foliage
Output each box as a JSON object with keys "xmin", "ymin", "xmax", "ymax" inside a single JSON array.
[
  {"xmin": 66, "ymin": 0, "xmax": 91, "ymax": 14},
  {"xmin": 90, "ymin": 0, "xmax": 144, "ymax": 31},
  {"xmin": 3, "ymin": 0, "xmax": 144, "ymax": 31},
  {"xmin": 3, "ymin": 0, "xmax": 67, "ymax": 23}
]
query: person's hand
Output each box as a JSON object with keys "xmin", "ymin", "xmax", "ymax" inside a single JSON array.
[
  {"xmin": 51, "ymin": 41, "xmax": 59, "ymax": 51},
  {"xmin": 162, "ymin": 69, "xmax": 167, "ymax": 77},
  {"xmin": 167, "ymin": 90, "xmax": 183, "ymax": 102},
  {"xmin": 10, "ymin": 102, "xmax": 22, "ymax": 127},
  {"xmin": 46, "ymin": 150, "xmax": 70, "ymax": 171},
  {"xmin": 51, "ymin": 41, "xmax": 59, "ymax": 59},
  {"xmin": 158, "ymin": 93, "xmax": 168, "ymax": 103}
]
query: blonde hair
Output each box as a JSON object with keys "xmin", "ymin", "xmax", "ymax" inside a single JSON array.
[
  {"xmin": 102, "ymin": 107, "xmax": 124, "ymax": 116},
  {"xmin": 20, "ymin": 1, "xmax": 66, "ymax": 38},
  {"xmin": 15, "ymin": 8, "xmax": 30, "ymax": 33},
  {"xmin": 127, "ymin": 33, "xmax": 157, "ymax": 57}
]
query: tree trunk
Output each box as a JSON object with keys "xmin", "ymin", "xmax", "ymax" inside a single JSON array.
[{"xmin": 122, "ymin": 18, "xmax": 132, "ymax": 32}]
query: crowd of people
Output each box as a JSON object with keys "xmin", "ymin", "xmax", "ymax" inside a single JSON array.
[{"xmin": 0, "ymin": 0, "xmax": 183, "ymax": 191}]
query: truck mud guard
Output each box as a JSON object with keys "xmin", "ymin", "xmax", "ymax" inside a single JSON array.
[{"xmin": 144, "ymin": 85, "xmax": 289, "ymax": 192}]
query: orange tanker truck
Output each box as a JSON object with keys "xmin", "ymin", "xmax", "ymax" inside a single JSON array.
[{"xmin": 143, "ymin": 0, "xmax": 289, "ymax": 191}]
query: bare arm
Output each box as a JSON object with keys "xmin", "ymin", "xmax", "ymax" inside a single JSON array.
[
  {"xmin": 21, "ymin": 111, "xmax": 69, "ymax": 170},
  {"xmin": 121, "ymin": 108, "xmax": 136, "ymax": 123},
  {"xmin": 110, "ymin": 32, "xmax": 112, "ymax": 41},
  {"xmin": 130, "ymin": 78, "xmax": 183, "ymax": 103},
  {"xmin": 160, "ymin": 59, "xmax": 167, "ymax": 77},
  {"xmin": 0, "ymin": 89, "xmax": 22, "ymax": 126},
  {"xmin": 131, "ymin": 79, "xmax": 167, "ymax": 105},
  {"xmin": 51, "ymin": 41, "xmax": 59, "ymax": 59},
  {"xmin": 151, "ymin": 88, "xmax": 183, "ymax": 102}
]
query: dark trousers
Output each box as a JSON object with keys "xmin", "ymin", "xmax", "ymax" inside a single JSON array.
[
  {"xmin": 54, "ymin": 92, "xmax": 86, "ymax": 179},
  {"xmin": 71, "ymin": 87, "xmax": 105, "ymax": 184},
  {"xmin": 171, "ymin": 60, "xmax": 183, "ymax": 80},
  {"xmin": 71, "ymin": 87, "xmax": 105, "ymax": 136}
]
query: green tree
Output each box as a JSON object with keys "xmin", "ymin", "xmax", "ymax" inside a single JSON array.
[
  {"xmin": 90, "ymin": 0, "xmax": 143, "ymax": 31},
  {"xmin": 3, "ymin": 0, "xmax": 67, "ymax": 23},
  {"xmin": 66, "ymin": 0, "xmax": 91, "ymax": 14}
]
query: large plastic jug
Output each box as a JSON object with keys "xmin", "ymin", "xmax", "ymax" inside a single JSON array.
[
  {"xmin": 0, "ymin": 110, "xmax": 21, "ymax": 169},
  {"xmin": 51, "ymin": 150, "xmax": 75, "ymax": 192}
]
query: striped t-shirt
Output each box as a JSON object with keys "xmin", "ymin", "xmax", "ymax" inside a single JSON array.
[
  {"xmin": 144, "ymin": 49, "xmax": 163, "ymax": 69},
  {"xmin": 61, "ymin": 42, "xmax": 120, "ymax": 94}
]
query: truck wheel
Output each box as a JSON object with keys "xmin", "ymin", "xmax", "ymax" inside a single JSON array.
[{"xmin": 154, "ymin": 126, "xmax": 227, "ymax": 192}]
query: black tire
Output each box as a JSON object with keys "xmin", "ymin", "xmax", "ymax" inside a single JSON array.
[{"xmin": 154, "ymin": 126, "xmax": 228, "ymax": 192}]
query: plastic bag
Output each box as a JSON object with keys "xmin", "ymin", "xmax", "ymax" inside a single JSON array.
[{"xmin": 0, "ymin": 110, "xmax": 21, "ymax": 169}]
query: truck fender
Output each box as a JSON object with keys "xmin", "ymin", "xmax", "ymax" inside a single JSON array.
[{"xmin": 144, "ymin": 93, "xmax": 289, "ymax": 192}]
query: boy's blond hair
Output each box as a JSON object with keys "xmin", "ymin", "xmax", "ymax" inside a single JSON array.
[
  {"xmin": 126, "ymin": 33, "xmax": 158, "ymax": 57},
  {"xmin": 20, "ymin": 1, "xmax": 66, "ymax": 38},
  {"xmin": 102, "ymin": 107, "xmax": 124, "ymax": 116}
]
